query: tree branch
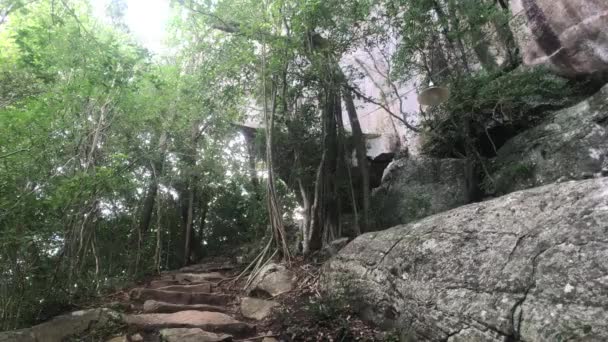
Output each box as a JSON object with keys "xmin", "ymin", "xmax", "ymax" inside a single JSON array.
[
  {"xmin": 0, "ymin": 148, "xmax": 29, "ymax": 159},
  {"xmin": 344, "ymin": 84, "xmax": 421, "ymax": 133}
]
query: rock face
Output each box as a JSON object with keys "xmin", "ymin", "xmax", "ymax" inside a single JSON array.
[
  {"xmin": 510, "ymin": 0, "xmax": 608, "ymax": 76},
  {"xmin": 490, "ymin": 84, "xmax": 608, "ymax": 195},
  {"xmin": 0, "ymin": 309, "xmax": 121, "ymax": 342},
  {"xmin": 323, "ymin": 178, "xmax": 608, "ymax": 341},
  {"xmin": 371, "ymin": 156, "xmax": 471, "ymax": 230},
  {"xmin": 248, "ymin": 263, "xmax": 295, "ymax": 297}
]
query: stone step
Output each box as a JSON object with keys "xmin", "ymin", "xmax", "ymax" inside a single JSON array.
[
  {"xmin": 157, "ymin": 283, "xmax": 213, "ymax": 293},
  {"xmin": 125, "ymin": 311, "xmax": 255, "ymax": 337},
  {"xmin": 143, "ymin": 300, "xmax": 226, "ymax": 314},
  {"xmin": 179, "ymin": 262, "xmax": 236, "ymax": 273},
  {"xmin": 162, "ymin": 272, "xmax": 226, "ymax": 283},
  {"xmin": 148, "ymin": 279, "xmax": 181, "ymax": 289},
  {"xmin": 130, "ymin": 288, "xmax": 234, "ymax": 306},
  {"xmin": 160, "ymin": 328, "xmax": 232, "ymax": 342}
]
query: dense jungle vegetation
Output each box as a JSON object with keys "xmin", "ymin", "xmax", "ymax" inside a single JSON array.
[{"xmin": 0, "ymin": 0, "xmax": 588, "ymax": 330}]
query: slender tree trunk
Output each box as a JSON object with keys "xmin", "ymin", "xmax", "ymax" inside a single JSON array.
[
  {"xmin": 244, "ymin": 132, "xmax": 258, "ymax": 187},
  {"xmin": 183, "ymin": 186, "xmax": 195, "ymax": 266},
  {"xmin": 297, "ymin": 178, "xmax": 312, "ymax": 253},
  {"xmin": 337, "ymin": 105, "xmax": 361, "ymax": 236},
  {"xmin": 139, "ymin": 130, "xmax": 168, "ymax": 235}
]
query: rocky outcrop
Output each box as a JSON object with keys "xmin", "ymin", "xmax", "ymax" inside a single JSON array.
[
  {"xmin": 490, "ymin": 84, "xmax": 608, "ymax": 195},
  {"xmin": 510, "ymin": 0, "xmax": 608, "ymax": 77},
  {"xmin": 0, "ymin": 309, "xmax": 121, "ymax": 342},
  {"xmin": 371, "ymin": 157, "xmax": 471, "ymax": 230},
  {"xmin": 323, "ymin": 178, "xmax": 608, "ymax": 341}
]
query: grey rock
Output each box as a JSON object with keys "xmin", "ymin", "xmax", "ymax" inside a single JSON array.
[
  {"xmin": 0, "ymin": 308, "xmax": 122, "ymax": 342},
  {"xmin": 323, "ymin": 178, "xmax": 608, "ymax": 342},
  {"xmin": 240, "ymin": 297, "xmax": 279, "ymax": 320},
  {"xmin": 247, "ymin": 263, "xmax": 295, "ymax": 297},
  {"xmin": 490, "ymin": 84, "xmax": 608, "ymax": 195},
  {"xmin": 371, "ymin": 156, "xmax": 471, "ymax": 230}
]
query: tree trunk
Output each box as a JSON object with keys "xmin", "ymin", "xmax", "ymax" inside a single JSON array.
[
  {"xmin": 139, "ymin": 130, "xmax": 168, "ymax": 235},
  {"xmin": 307, "ymin": 85, "xmax": 340, "ymax": 254},
  {"xmin": 342, "ymin": 87, "xmax": 369, "ymax": 233}
]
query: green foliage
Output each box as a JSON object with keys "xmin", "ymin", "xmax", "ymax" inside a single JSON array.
[
  {"xmin": 483, "ymin": 161, "xmax": 536, "ymax": 195},
  {"xmin": 420, "ymin": 67, "xmax": 576, "ymax": 157},
  {"xmin": 0, "ymin": 0, "xmax": 272, "ymax": 329}
]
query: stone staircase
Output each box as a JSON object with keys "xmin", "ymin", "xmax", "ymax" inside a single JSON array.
[{"xmin": 112, "ymin": 261, "xmax": 280, "ymax": 341}]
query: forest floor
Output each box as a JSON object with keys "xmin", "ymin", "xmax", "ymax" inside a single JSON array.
[{"xmin": 87, "ymin": 256, "xmax": 390, "ymax": 342}]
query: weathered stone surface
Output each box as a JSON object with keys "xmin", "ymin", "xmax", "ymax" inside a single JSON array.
[
  {"xmin": 490, "ymin": 84, "xmax": 608, "ymax": 195},
  {"xmin": 240, "ymin": 297, "xmax": 279, "ymax": 320},
  {"xmin": 510, "ymin": 0, "xmax": 608, "ymax": 77},
  {"xmin": 371, "ymin": 156, "xmax": 471, "ymax": 230},
  {"xmin": 323, "ymin": 178, "xmax": 608, "ymax": 341},
  {"xmin": 0, "ymin": 309, "xmax": 122, "ymax": 342},
  {"xmin": 126, "ymin": 310, "xmax": 254, "ymax": 336},
  {"xmin": 130, "ymin": 288, "xmax": 234, "ymax": 306},
  {"xmin": 248, "ymin": 263, "xmax": 296, "ymax": 297},
  {"xmin": 157, "ymin": 283, "xmax": 213, "ymax": 293},
  {"xmin": 143, "ymin": 300, "xmax": 226, "ymax": 314},
  {"xmin": 160, "ymin": 328, "xmax": 232, "ymax": 342}
]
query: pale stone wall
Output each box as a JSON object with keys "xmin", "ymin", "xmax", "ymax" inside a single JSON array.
[{"xmin": 341, "ymin": 39, "xmax": 423, "ymax": 159}]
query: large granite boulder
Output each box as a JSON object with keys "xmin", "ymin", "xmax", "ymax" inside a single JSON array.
[
  {"xmin": 323, "ymin": 177, "xmax": 608, "ymax": 341},
  {"xmin": 489, "ymin": 84, "xmax": 608, "ymax": 195},
  {"xmin": 510, "ymin": 0, "xmax": 608, "ymax": 77},
  {"xmin": 0, "ymin": 309, "xmax": 122, "ymax": 342},
  {"xmin": 371, "ymin": 157, "xmax": 471, "ymax": 230}
]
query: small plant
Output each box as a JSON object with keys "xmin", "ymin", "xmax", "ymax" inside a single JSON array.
[
  {"xmin": 304, "ymin": 291, "xmax": 353, "ymax": 324},
  {"xmin": 484, "ymin": 161, "xmax": 536, "ymax": 195}
]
